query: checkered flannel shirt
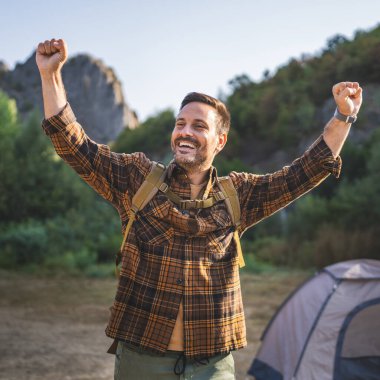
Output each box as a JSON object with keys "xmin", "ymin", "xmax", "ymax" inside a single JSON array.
[{"xmin": 42, "ymin": 103, "xmax": 342, "ymax": 359}]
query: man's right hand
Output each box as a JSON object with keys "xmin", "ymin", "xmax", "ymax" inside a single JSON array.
[
  {"xmin": 36, "ymin": 38, "xmax": 68, "ymax": 118},
  {"xmin": 36, "ymin": 38, "xmax": 68, "ymax": 76}
]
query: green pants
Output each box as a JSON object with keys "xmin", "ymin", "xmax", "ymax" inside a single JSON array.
[{"xmin": 114, "ymin": 342, "xmax": 235, "ymax": 380}]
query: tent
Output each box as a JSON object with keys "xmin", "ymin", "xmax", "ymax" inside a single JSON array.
[{"xmin": 248, "ymin": 259, "xmax": 380, "ymax": 380}]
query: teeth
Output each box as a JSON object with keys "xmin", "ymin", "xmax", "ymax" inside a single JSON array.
[{"xmin": 179, "ymin": 142, "xmax": 195, "ymax": 148}]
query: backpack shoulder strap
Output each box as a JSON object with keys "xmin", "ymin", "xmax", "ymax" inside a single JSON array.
[
  {"xmin": 116, "ymin": 162, "xmax": 167, "ymax": 276},
  {"xmin": 131, "ymin": 161, "xmax": 167, "ymax": 212},
  {"xmin": 218, "ymin": 176, "xmax": 241, "ymax": 226},
  {"xmin": 218, "ymin": 176, "xmax": 245, "ymax": 268}
]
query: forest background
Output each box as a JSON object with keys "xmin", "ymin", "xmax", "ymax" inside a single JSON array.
[{"xmin": 1, "ymin": 25, "xmax": 380, "ymax": 276}]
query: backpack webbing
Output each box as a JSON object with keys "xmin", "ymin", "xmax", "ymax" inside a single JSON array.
[
  {"xmin": 218, "ymin": 176, "xmax": 245, "ymax": 268},
  {"xmin": 115, "ymin": 162, "xmax": 166, "ymax": 277},
  {"xmin": 115, "ymin": 162, "xmax": 245, "ymax": 278}
]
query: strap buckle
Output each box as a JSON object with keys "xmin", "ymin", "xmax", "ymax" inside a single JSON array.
[
  {"xmin": 213, "ymin": 191, "xmax": 225, "ymax": 202},
  {"xmin": 179, "ymin": 199, "xmax": 204, "ymax": 210},
  {"xmin": 194, "ymin": 199, "xmax": 204, "ymax": 208},
  {"xmin": 130, "ymin": 205, "xmax": 139, "ymax": 214},
  {"xmin": 159, "ymin": 182, "xmax": 169, "ymax": 193}
]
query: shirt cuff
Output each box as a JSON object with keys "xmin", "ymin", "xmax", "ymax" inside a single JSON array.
[
  {"xmin": 41, "ymin": 103, "xmax": 76, "ymax": 136},
  {"xmin": 307, "ymin": 135, "xmax": 342, "ymax": 178}
]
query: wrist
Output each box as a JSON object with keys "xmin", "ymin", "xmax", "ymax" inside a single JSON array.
[
  {"xmin": 39, "ymin": 69, "xmax": 62, "ymax": 82},
  {"xmin": 40, "ymin": 71, "xmax": 67, "ymax": 119},
  {"xmin": 334, "ymin": 108, "xmax": 357, "ymax": 124}
]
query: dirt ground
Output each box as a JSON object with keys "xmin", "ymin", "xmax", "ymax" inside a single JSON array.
[{"xmin": 0, "ymin": 269, "xmax": 308, "ymax": 380}]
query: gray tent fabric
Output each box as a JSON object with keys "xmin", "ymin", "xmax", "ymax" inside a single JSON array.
[
  {"xmin": 334, "ymin": 298, "xmax": 380, "ymax": 380},
  {"xmin": 339, "ymin": 302, "xmax": 380, "ymax": 358},
  {"xmin": 248, "ymin": 259, "xmax": 380, "ymax": 380}
]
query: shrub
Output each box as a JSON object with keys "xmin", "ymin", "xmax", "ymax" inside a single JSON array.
[
  {"xmin": 43, "ymin": 248, "xmax": 97, "ymax": 273},
  {"xmin": 0, "ymin": 221, "xmax": 48, "ymax": 268},
  {"xmin": 312, "ymin": 225, "xmax": 380, "ymax": 268}
]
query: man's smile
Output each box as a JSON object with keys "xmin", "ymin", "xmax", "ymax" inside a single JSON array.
[{"xmin": 175, "ymin": 137, "xmax": 200, "ymax": 154}]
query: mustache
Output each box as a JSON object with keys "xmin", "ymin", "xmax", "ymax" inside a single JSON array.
[{"xmin": 174, "ymin": 136, "xmax": 200, "ymax": 148}]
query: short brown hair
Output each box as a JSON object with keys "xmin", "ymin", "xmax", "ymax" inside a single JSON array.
[{"xmin": 180, "ymin": 92, "xmax": 230, "ymax": 135}]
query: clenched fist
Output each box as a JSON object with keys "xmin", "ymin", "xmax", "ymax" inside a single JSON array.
[
  {"xmin": 332, "ymin": 82, "xmax": 363, "ymax": 117},
  {"xmin": 36, "ymin": 38, "xmax": 68, "ymax": 76}
]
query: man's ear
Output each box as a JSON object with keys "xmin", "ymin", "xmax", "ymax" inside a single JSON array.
[{"xmin": 215, "ymin": 132, "xmax": 227, "ymax": 154}]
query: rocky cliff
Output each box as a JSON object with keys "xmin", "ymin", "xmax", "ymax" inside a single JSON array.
[{"xmin": 0, "ymin": 53, "xmax": 138, "ymax": 143}]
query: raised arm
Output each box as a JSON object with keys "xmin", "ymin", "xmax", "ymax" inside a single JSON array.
[
  {"xmin": 323, "ymin": 81, "xmax": 363, "ymax": 158},
  {"xmin": 36, "ymin": 38, "xmax": 68, "ymax": 118},
  {"xmin": 35, "ymin": 39, "xmax": 152, "ymax": 210},
  {"xmin": 233, "ymin": 81, "xmax": 362, "ymax": 232}
]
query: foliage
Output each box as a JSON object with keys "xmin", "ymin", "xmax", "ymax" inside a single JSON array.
[
  {"xmin": 0, "ymin": 91, "xmax": 19, "ymax": 219},
  {"xmin": 2, "ymin": 24, "xmax": 380, "ymax": 273},
  {"xmin": 0, "ymin": 220, "xmax": 48, "ymax": 267},
  {"xmin": 226, "ymin": 24, "xmax": 380, "ymax": 151},
  {"xmin": 0, "ymin": 92, "xmax": 121, "ymax": 274},
  {"xmin": 112, "ymin": 108, "xmax": 175, "ymax": 162},
  {"xmin": 250, "ymin": 130, "xmax": 380, "ymax": 269}
]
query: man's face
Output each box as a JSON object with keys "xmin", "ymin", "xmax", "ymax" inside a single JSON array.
[{"xmin": 171, "ymin": 102, "xmax": 227, "ymax": 172}]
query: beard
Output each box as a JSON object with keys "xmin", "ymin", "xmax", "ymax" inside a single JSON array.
[
  {"xmin": 171, "ymin": 136, "xmax": 208, "ymax": 172},
  {"xmin": 173, "ymin": 151, "xmax": 204, "ymax": 172}
]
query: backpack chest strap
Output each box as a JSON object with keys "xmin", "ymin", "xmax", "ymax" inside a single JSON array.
[
  {"xmin": 116, "ymin": 164, "xmax": 244, "ymax": 277},
  {"xmin": 158, "ymin": 182, "xmax": 226, "ymax": 210}
]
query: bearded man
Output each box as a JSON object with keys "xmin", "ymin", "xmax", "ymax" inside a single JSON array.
[{"xmin": 36, "ymin": 38, "xmax": 362, "ymax": 380}]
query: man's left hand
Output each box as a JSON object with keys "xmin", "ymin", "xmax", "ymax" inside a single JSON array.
[{"xmin": 332, "ymin": 81, "xmax": 363, "ymax": 116}]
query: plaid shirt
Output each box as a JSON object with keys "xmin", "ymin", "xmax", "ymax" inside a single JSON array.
[{"xmin": 42, "ymin": 103, "xmax": 342, "ymax": 359}]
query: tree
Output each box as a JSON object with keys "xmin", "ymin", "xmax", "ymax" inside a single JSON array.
[
  {"xmin": 0, "ymin": 91, "xmax": 20, "ymax": 222},
  {"xmin": 112, "ymin": 108, "xmax": 175, "ymax": 162}
]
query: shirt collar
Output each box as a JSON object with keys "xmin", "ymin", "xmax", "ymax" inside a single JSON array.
[{"xmin": 166, "ymin": 160, "xmax": 218, "ymax": 199}]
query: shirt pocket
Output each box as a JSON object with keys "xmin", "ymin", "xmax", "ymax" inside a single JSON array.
[
  {"xmin": 208, "ymin": 201, "xmax": 233, "ymax": 229},
  {"xmin": 134, "ymin": 194, "xmax": 173, "ymax": 246},
  {"xmin": 135, "ymin": 240, "xmax": 170, "ymax": 285},
  {"xmin": 203, "ymin": 203, "xmax": 236, "ymax": 262},
  {"xmin": 204, "ymin": 229, "xmax": 235, "ymax": 263}
]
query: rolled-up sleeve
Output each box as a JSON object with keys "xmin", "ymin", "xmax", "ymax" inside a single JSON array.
[
  {"xmin": 305, "ymin": 135, "xmax": 342, "ymax": 178},
  {"xmin": 41, "ymin": 103, "xmax": 77, "ymax": 136},
  {"xmin": 231, "ymin": 134, "xmax": 342, "ymax": 232}
]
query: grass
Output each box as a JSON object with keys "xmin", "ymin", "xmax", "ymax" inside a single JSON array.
[{"xmin": 0, "ymin": 267, "xmax": 310, "ymax": 380}]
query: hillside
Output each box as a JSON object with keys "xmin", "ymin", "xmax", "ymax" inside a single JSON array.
[
  {"xmin": 0, "ymin": 53, "xmax": 138, "ymax": 144},
  {"xmin": 1, "ymin": 25, "xmax": 379, "ymax": 272},
  {"xmin": 113, "ymin": 24, "xmax": 380, "ymax": 173}
]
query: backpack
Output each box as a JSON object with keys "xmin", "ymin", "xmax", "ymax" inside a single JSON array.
[{"xmin": 115, "ymin": 162, "xmax": 245, "ymax": 278}]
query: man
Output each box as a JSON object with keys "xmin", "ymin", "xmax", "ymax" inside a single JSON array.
[{"xmin": 36, "ymin": 38, "xmax": 362, "ymax": 380}]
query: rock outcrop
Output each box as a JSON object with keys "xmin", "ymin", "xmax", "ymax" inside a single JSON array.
[{"xmin": 0, "ymin": 53, "xmax": 138, "ymax": 143}]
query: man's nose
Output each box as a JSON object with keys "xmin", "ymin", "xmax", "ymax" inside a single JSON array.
[{"xmin": 179, "ymin": 124, "xmax": 193, "ymax": 136}]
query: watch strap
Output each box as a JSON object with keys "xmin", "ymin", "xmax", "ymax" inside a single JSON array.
[{"xmin": 334, "ymin": 108, "xmax": 357, "ymax": 124}]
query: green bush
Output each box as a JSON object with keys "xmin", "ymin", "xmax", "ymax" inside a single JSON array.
[
  {"xmin": 312, "ymin": 225, "xmax": 380, "ymax": 268},
  {"xmin": 112, "ymin": 109, "xmax": 175, "ymax": 161},
  {"xmin": 44, "ymin": 248, "xmax": 97, "ymax": 273},
  {"xmin": 0, "ymin": 221, "xmax": 48, "ymax": 267}
]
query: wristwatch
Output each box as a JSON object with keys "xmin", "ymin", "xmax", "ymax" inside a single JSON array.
[{"xmin": 334, "ymin": 108, "xmax": 357, "ymax": 124}]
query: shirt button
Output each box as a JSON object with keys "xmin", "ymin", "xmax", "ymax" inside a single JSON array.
[{"xmin": 176, "ymin": 278, "xmax": 183, "ymax": 285}]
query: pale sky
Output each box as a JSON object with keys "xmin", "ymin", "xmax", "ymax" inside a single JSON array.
[{"xmin": 0, "ymin": 0, "xmax": 379, "ymax": 120}]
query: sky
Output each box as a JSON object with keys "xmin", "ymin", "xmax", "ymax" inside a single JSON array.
[{"xmin": 0, "ymin": 0, "xmax": 379, "ymax": 121}]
